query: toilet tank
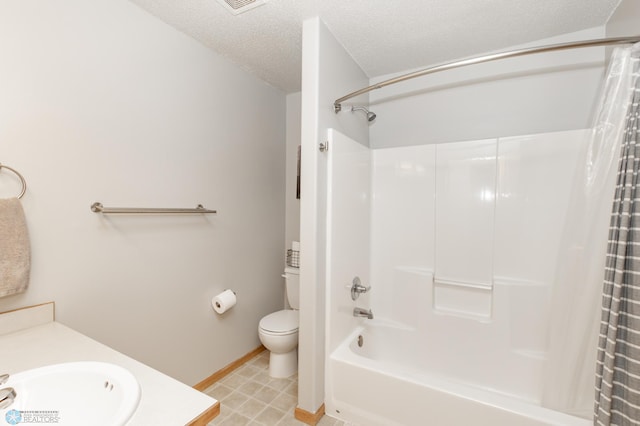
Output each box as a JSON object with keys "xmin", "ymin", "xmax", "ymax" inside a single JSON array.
[{"xmin": 284, "ymin": 267, "xmax": 300, "ymax": 309}]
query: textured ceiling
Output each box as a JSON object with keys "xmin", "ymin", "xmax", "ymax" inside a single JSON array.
[{"xmin": 128, "ymin": 0, "xmax": 622, "ymax": 93}]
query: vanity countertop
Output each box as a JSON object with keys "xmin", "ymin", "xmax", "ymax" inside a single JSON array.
[{"xmin": 0, "ymin": 303, "xmax": 218, "ymax": 425}]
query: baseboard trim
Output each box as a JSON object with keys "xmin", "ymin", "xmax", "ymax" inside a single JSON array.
[
  {"xmin": 294, "ymin": 404, "xmax": 325, "ymax": 425},
  {"xmin": 193, "ymin": 345, "xmax": 266, "ymax": 391}
]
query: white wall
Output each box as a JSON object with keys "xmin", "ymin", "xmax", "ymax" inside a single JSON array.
[
  {"xmin": 285, "ymin": 92, "xmax": 301, "ymax": 253},
  {"xmin": 0, "ymin": 0, "xmax": 286, "ymax": 386},
  {"xmin": 299, "ymin": 17, "xmax": 369, "ymax": 413},
  {"xmin": 606, "ymin": 0, "xmax": 640, "ymax": 37},
  {"xmin": 369, "ymin": 27, "xmax": 606, "ymax": 148}
]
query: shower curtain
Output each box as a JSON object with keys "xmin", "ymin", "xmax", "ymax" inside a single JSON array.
[
  {"xmin": 594, "ymin": 44, "xmax": 640, "ymax": 426},
  {"xmin": 542, "ymin": 45, "xmax": 640, "ymax": 418}
]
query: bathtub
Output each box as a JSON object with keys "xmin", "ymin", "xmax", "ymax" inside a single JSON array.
[{"xmin": 325, "ymin": 322, "xmax": 591, "ymax": 426}]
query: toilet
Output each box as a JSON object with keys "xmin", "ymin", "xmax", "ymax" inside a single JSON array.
[{"xmin": 258, "ymin": 267, "xmax": 300, "ymax": 378}]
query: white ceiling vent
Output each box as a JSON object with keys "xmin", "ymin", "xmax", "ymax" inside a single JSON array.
[{"xmin": 215, "ymin": 0, "xmax": 266, "ymax": 15}]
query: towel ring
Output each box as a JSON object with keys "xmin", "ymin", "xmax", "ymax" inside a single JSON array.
[{"xmin": 0, "ymin": 163, "xmax": 27, "ymax": 199}]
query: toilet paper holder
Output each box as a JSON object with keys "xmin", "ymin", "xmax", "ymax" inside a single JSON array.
[
  {"xmin": 212, "ymin": 289, "xmax": 237, "ymax": 314},
  {"xmin": 214, "ymin": 291, "xmax": 236, "ymax": 309},
  {"xmin": 350, "ymin": 277, "xmax": 370, "ymax": 301}
]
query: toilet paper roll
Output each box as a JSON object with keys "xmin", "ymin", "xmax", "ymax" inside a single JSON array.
[{"xmin": 212, "ymin": 289, "xmax": 237, "ymax": 314}]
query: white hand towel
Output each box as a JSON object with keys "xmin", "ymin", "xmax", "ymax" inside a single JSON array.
[{"xmin": 0, "ymin": 198, "xmax": 30, "ymax": 297}]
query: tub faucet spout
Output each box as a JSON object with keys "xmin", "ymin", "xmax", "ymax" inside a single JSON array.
[{"xmin": 353, "ymin": 307, "xmax": 373, "ymax": 319}]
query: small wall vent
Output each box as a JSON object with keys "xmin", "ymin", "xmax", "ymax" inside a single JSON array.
[{"xmin": 215, "ymin": 0, "xmax": 267, "ymax": 15}]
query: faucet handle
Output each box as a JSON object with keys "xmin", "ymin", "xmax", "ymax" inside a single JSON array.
[
  {"xmin": 350, "ymin": 276, "xmax": 371, "ymax": 300},
  {"xmin": 0, "ymin": 374, "xmax": 8, "ymax": 386},
  {"xmin": 0, "ymin": 387, "xmax": 16, "ymax": 410}
]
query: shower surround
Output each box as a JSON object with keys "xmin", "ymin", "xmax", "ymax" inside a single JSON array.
[{"xmin": 324, "ymin": 128, "xmax": 595, "ymax": 425}]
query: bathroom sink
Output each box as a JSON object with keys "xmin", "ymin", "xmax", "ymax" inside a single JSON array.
[{"xmin": 0, "ymin": 361, "xmax": 141, "ymax": 426}]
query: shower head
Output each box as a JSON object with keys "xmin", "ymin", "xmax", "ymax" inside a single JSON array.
[{"xmin": 351, "ymin": 106, "xmax": 377, "ymax": 122}]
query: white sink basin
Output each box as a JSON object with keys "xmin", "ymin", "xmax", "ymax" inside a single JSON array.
[{"xmin": 1, "ymin": 362, "xmax": 141, "ymax": 426}]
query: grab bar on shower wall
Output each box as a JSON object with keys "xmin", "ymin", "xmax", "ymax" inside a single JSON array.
[{"xmin": 90, "ymin": 202, "xmax": 217, "ymax": 214}]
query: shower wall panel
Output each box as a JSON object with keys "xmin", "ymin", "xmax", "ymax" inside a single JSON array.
[
  {"xmin": 326, "ymin": 129, "xmax": 371, "ymax": 353},
  {"xmin": 356, "ymin": 128, "xmax": 588, "ymax": 404},
  {"xmin": 328, "ymin": 128, "xmax": 590, "ymax": 411},
  {"xmin": 493, "ymin": 131, "xmax": 586, "ymax": 285},
  {"xmin": 370, "ymin": 145, "xmax": 436, "ymax": 319},
  {"xmin": 434, "ymin": 139, "xmax": 497, "ymax": 288},
  {"xmin": 493, "ymin": 130, "xmax": 587, "ymax": 353},
  {"xmin": 368, "ymin": 129, "xmax": 586, "ymax": 326}
]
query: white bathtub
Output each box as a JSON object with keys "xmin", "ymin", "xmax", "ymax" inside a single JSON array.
[{"xmin": 325, "ymin": 322, "xmax": 591, "ymax": 426}]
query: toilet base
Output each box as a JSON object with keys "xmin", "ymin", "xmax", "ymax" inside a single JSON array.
[{"xmin": 268, "ymin": 349, "xmax": 297, "ymax": 378}]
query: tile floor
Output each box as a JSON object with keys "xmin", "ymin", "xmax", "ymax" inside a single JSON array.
[{"xmin": 204, "ymin": 351, "xmax": 346, "ymax": 426}]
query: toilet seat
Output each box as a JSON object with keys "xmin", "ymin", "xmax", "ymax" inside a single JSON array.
[{"xmin": 259, "ymin": 310, "xmax": 299, "ymax": 335}]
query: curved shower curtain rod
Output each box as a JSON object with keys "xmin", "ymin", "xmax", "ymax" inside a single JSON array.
[{"xmin": 333, "ymin": 35, "xmax": 640, "ymax": 113}]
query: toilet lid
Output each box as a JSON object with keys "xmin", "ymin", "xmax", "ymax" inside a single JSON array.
[{"xmin": 259, "ymin": 310, "xmax": 299, "ymax": 334}]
